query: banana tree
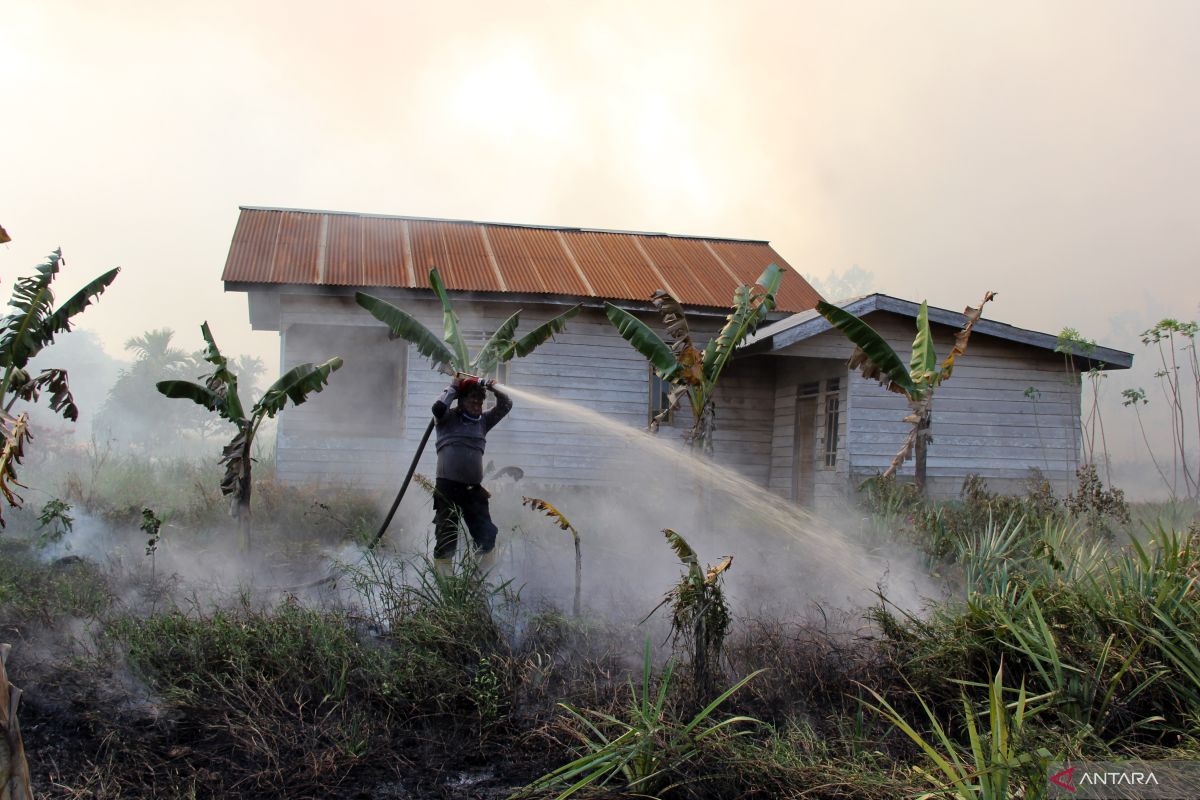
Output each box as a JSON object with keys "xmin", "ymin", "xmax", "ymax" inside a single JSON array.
[
  {"xmin": 157, "ymin": 322, "xmax": 342, "ymax": 546},
  {"xmin": 0, "ymin": 249, "xmax": 120, "ymax": 526},
  {"xmin": 816, "ymin": 291, "xmax": 996, "ymax": 494},
  {"xmin": 354, "ymin": 267, "xmax": 581, "ymax": 546},
  {"xmin": 645, "ymin": 528, "xmax": 733, "ymax": 702},
  {"xmin": 604, "ymin": 264, "xmax": 783, "ymax": 455},
  {"xmin": 355, "ymin": 267, "xmax": 581, "ymax": 378}
]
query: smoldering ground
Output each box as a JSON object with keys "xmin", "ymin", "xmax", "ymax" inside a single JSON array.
[{"xmin": 0, "ymin": 390, "xmax": 1019, "ymax": 799}]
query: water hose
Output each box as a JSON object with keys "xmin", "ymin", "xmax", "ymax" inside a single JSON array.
[{"xmin": 368, "ymin": 417, "xmax": 436, "ymax": 550}]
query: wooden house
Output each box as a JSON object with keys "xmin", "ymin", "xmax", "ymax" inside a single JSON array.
[
  {"xmin": 223, "ymin": 206, "xmax": 1131, "ymax": 507},
  {"xmin": 739, "ymin": 295, "xmax": 1132, "ymax": 503}
]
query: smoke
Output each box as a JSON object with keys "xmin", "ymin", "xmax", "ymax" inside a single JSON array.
[
  {"xmin": 473, "ymin": 385, "xmax": 942, "ymax": 625},
  {"xmin": 5, "ymin": 371, "xmax": 946, "ymax": 692}
]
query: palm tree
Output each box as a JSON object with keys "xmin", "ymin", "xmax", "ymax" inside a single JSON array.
[
  {"xmin": 157, "ymin": 322, "xmax": 342, "ymax": 548},
  {"xmin": 0, "ymin": 249, "xmax": 120, "ymax": 525},
  {"xmin": 816, "ymin": 291, "xmax": 995, "ymax": 494},
  {"xmin": 94, "ymin": 328, "xmax": 196, "ymax": 447},
  {"xmin": 604, "ymin": 264, "xmax": 783, "ymax": 455},
  {"xmin": 124, "ymin": 328, "xmax": 189, "ymax": 370}
]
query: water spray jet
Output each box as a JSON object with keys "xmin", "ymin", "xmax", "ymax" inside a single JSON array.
[{"xmin": 495, "ymin": 383, "xmax": 912, "ymax": 599}]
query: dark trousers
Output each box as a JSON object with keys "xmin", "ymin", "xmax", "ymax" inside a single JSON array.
[{"xmin": 433, "ymin": 478, "xmax": 498, "ymax": 558}]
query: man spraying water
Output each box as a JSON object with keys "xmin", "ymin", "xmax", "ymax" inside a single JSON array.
[{"xmin": 430, "ymin": 374, "xmax": 512, "ymax": 576}]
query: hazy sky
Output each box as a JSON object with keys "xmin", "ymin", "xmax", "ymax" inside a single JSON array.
[{"xmin": 4, "ymin": 0, "xmax": 1198, "ymax": 376}]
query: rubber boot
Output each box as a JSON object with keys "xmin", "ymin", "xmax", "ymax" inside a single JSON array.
[
  {"xmin": 479, "ymin": 548, "xmax": 497, "ymax": 574},
  {"xmin": 434, "ymin": 557, "xmax": 454, "ymax": 578}
]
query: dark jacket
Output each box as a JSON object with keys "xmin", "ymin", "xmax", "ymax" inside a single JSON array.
[{"xmin": 431, "ymin": 385, "xmax": 512, "ymax": 484}]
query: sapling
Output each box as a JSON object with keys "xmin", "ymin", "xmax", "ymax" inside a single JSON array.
[
  {"xmin": 644, "ymin": 528, "xmax": 733, "ymax": 703},
  {"xmin": 1121, "ymin": 387, "xmax": 1173, "ymax": 496},
  {"xmin": 1084, "ymin": 366, "xmax": 1112, "ymax": 483},
  {"xmin": 1140, "ymin": 319, "xmax": 1199, "ymax": 498},
  {"xmin": 1024, "ymin": 386, "xmax": 1052, "ymax": 473},
  {"xmin": 36, "ymin": 498, "xmax": 74, "ymax": 548},
  {"xmin": 141, "ymin": 507, "xmax": 164, "ymax": 579},
  {"xmin": 522, "ymin": 496, "xmax": 582, "ymax": 616},
  {"xmin": 1055, "ymin": 327, "xmax": 1096, "ymax": 468}
]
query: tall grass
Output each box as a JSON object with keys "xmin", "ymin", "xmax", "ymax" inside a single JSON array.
[
  {"xmin": 862, "ymin": 665, "xmax": 1054, "ymax": 800},
  {"xmin": 875, "ymin": 502, "xmax": 1200, "ymax": 745}
]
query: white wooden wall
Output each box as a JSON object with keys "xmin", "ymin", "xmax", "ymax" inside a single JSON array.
[
  {"xmin": 769, "ymin": 313, "xmax": 1082, "ymax": 500},
  {"xmin": 270, "ymin": 293, "xmax": 773, "ymax": 488},
  {"xmin": 708, "ymin": 359, "xmax": 776, "ymax": 487},
  {"xmin": 266, "ymin": 294, "xmax": 1078, "ymax": 503}
]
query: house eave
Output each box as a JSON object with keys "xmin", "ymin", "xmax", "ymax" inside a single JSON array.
[{"xmin": 228, "ymin": 281, "xmax": 783, "ymax": 332}]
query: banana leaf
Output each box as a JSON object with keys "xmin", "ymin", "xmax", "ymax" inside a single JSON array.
[
  {"xmin": 650, "ymin": 290, "xmax": 695, "ymax": 355},
  {"xmin": 355, "ymin": 292, "xmax": 457, "ymax": 370},
  {"xmin": 940, "ymin": 291, "xmax": 997, "ymax": 381},
  {"xmin": 757, "ymin": 263, "xmax": 784, "ymax": 299},
  {"xmin": 701, "ymin": 263, "xmax": 783, "ymax": 384},
  {"xmin": 156, "ymin": 379, "xmax": 224, "ymax": 414},
  {"xmin": 816, "ymin": 300, "xmax": 917, "ymax": 397},
  {"xmin": 663, "ymin": 528, "xmax": 699, "ymax": 568},
  {"xmin": 199, "ymin": 322, "xmax": 245, "ymax": 422},
  {"xmin": 0, "ymin": 411, "xmax": 31, "ymax": 524},
  {"xmin": 428, "ymin": 268, "xmax": 470, "ymax": 369},
  {"xmin": 522, "ymin": 496, "xmax": 577, "ymax": 532},
  {"xmin": 0, "ymin": 252, "xmax": 62, "ymax": 370},
  {"xmin": 473, "ymin": 310, "xmax": 522, "ymax": 377},
  {"xmin": 0, "ymin": 253, "xmax": 118, "ymax": 392},
  {"xmin": 13, "ymin": 368, "xmax": 78, "ymax": 422},
  {"xmin": 505, "ymin": 304, "xmax": 582, "ymax": 359},
  {"xmin": 219, "ymin": 425, "xmax": 251, "ymax": 502},
  {"xmin": 704, "ymin": 556, "xmax": 733, "ymax": 585},
  {"xmin": 651, "ymin": 290, "xmax": 704, "ymax": 384},
  {"xmin": 650, "ymin": 384, "xmax": 689, "ymax": 432},
  {"xmin": 909, "ymin": 301, "xmax": 938, "ymax": 389},
  {"xmin": 13, "ymin": 266, "xmax": 120, "ymax": 369},
  {"xmin": 255, "ymin": 357, "xmax": 343, "ymax": 418},
  {"xmin": 604, "ymin": 303, "xmax": 681, "ymax": 381}
]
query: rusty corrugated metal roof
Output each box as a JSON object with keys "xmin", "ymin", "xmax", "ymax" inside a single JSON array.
[{"xmin": 223, "ymin": 207, "xmax": 821, "ymax": 312}]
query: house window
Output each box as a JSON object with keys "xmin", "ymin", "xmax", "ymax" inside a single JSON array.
[
  {"xmin": 463, "ymin": 331, "xmax": 512, "ymax": 386},
  {"xmin": 823, "ymin": 378, "xmax": 840, "ymax": 468},
  {"xmin": 284, "ymin": 324, "xmax": 407, "ymax": 435},
  {"xmin": 649, "ymin": 367, "xmax": 674, "ymax": 426}
]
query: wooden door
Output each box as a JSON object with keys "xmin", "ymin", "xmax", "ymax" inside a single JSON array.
[{"xmin": 792, "ymin": 386, "xmax": 819, "ymax": 505}]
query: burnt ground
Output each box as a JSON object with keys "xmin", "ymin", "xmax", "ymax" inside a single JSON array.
[{"xmin": 16, "ymin": 654, "xmax": 563, "ymax": 799}]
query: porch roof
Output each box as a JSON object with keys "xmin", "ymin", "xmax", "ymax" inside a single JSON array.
[{"xmin": 739, "ymin": 293, "xmax": 1133, "ymax": 370}]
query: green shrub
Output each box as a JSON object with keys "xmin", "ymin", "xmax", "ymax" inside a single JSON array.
[{"xmin": 0, "ymin": 539, "xmax": 114, "ymax": 629}]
